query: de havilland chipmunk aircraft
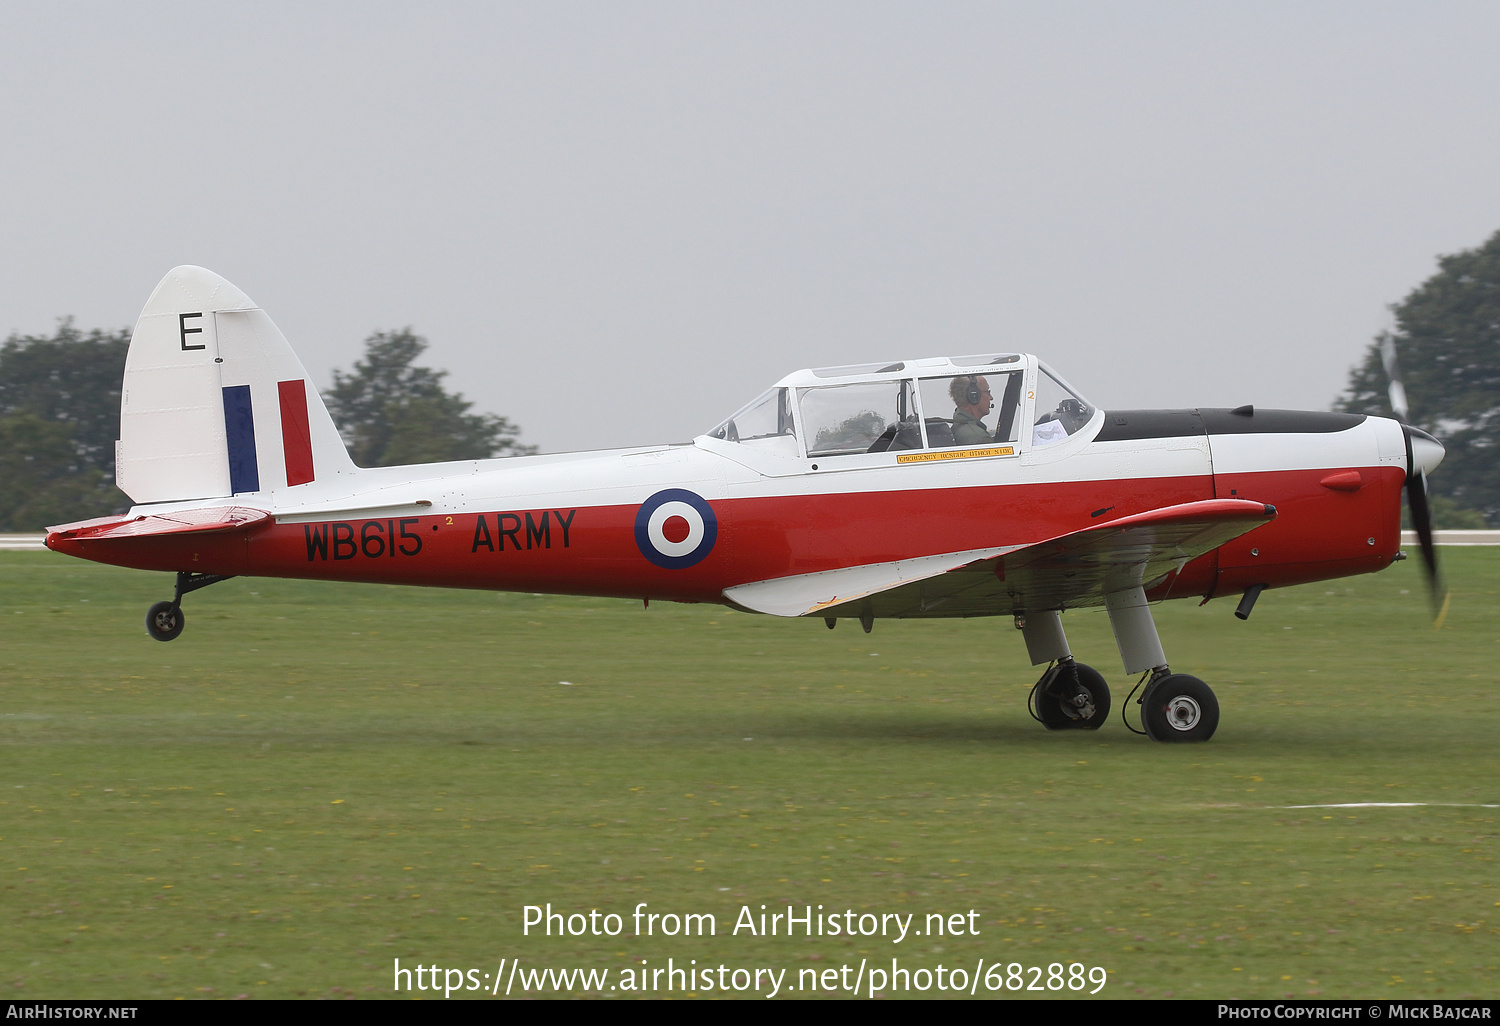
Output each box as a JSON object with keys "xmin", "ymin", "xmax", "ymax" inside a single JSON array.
[{"xmin": 45, "ymin": 266, "xmax": 1447, "ymax": 743}]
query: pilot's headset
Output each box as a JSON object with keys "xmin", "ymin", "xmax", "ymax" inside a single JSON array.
[{"xmin": 959, "ymin": 376, "xmax": 984, "ymax": 406}]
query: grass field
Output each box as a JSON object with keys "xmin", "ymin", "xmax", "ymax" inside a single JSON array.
[{"xmin": 2, "ymin": 548, "xmax": 1497, "ymax": 1000}]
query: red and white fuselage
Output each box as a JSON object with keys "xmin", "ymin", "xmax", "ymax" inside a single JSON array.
[
  {"xmin": 46, "ymin": 266, "xmax": 1443, "ymax": 741},
  {"xmin": 51, "ymin": 355, "xmax": 1411, "ymax": 612}
]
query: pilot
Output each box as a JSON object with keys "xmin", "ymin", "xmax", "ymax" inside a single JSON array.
[{"xmin": 949, "ymin": 375, "xmax": 994, "ymax": 445}]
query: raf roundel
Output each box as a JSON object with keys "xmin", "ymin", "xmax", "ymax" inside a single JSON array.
[{"xmin": 634, "ymin": 488, "xmax": 719, "ymax": 569}]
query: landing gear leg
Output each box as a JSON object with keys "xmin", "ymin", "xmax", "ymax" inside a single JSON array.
[
  {"xmin": 1020, "ymin": 610, "xmax": 1111, "ymax": 730},
  {"xmin": 1105, "ymin": 586, "xmax": 1220, "ymax": 742},
  {"xmin": 144, "ymin": 572, "xmax": 234, "ymax": 642}
]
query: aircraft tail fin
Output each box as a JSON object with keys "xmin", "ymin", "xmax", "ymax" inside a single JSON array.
[{"xmin": 115, "ymin": 266, "xmax": 358, "ymax": 504}]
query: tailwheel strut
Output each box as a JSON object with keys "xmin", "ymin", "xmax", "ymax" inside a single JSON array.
[{"xmin": 145, "ymin": 572, "xmax": 235, "ymax": 642}]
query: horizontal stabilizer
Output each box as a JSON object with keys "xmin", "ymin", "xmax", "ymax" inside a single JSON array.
[
  {"xmin": 47, "ymin": 506, "xmax": 272, "ymax": 544},
  {"xmin": 724, "ymin": 498, "xmax": 1275, "ymax": 619}
]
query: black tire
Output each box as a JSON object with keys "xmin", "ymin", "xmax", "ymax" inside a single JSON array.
[
  {"xmin": 146, "ymin": 601, "xmax": 184, "ymax": 642},
  {"xmin": 1140, "ymin": 674, "xmax": 1218, "ymax": 742},
  {"xmin": 1034, "ymin": 662, "xmax": 1112, "ymax": 731}
]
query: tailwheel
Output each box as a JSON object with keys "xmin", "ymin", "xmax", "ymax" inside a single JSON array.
[
  {"xmin": 1032, "ymin": 660, "xmax": 1111, "ymax": 731},
  {"xmin": 1140, "ymin": 673, "xmax": 1219, "ymax": 742},
  {"xmin": 145, "ymin": 601, "xmax": 185, "ymax": 642},
  {"xmin": 142, "ymin": 572, "xmax": 236, "ymax": 642}
]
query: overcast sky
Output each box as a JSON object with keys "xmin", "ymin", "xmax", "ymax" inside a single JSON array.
[{"xmin": 3, "ymin": 2, "xmax": 1498, "ymax": 453}]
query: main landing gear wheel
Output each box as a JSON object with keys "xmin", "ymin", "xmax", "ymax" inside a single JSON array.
[
  {"xmin": 1140, "ymin": 674, "xmax": 1219, "ymax": 742},
  {"xmin": 1033, "ymin": 661, "xmax": 1111, "ymax": 731},
  {"xmin": 145, "ymin": 601, "xmax": 184, "ymax": 642}
]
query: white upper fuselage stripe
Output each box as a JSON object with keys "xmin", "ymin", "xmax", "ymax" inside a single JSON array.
[{"xmin": 1208, "ymin": 419, "xmax": 1405, "ymax": 475}]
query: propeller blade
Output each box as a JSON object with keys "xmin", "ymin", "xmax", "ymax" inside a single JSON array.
[
  {"xmin": 1380, "ymin": 336, "xmax": 1410, "ymax": 422},
  {"xmin": 1386, "ymin": 341, "xmax": 1447, "ymax": 625},
  {"xmin": 1406, "ymin": 469, "xmax": 1439, "ymax": 588},
  {"xmin": 1402, "ymin": 426, "xmax": 1448, "ymax": 626}
]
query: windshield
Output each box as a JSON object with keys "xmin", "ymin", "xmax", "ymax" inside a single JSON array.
[
  {"xmin": 707, "ymin": 387, "xmax": 796, "ymax": 443},
  {"xmin": 1031, "ymin": 367, "xmax": 1095, "ymax": 447}
]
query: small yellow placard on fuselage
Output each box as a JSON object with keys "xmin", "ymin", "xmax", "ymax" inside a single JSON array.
[{"xmin": 896, "ymin": 446, "xmax": 1014, "ymax": 464}]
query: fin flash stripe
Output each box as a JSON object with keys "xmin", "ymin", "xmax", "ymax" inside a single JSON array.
[
  {"xmin": 222, "ymin": 385, "xmax": 260, "ymax": 494},
  {"xmin": 278, "ymin": 379, "xmax": 315, "ymax": 486}
]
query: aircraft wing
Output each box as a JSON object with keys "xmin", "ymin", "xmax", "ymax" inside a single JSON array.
[
  {"xmin": 47, "ymin": 506, "xmax": 273, "ymax": 542},
  {"xmin": 723, "ymin": 498, "xmax": 1275, "ymax": 619}
]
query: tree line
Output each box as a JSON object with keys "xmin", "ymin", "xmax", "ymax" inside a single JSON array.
[
  {"xmin": 1338, "ymin": 228, "xmax": 1500, "ymax": 528},
  {"xmin": 0, "ymin": 326, "xmax": 533, "ymax": 531}
]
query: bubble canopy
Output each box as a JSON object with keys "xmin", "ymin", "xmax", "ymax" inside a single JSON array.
[{"xmin": 705, "ymin": 355, "xmax": 1096, "ymax": 458}]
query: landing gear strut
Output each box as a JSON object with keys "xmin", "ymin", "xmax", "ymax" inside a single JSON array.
[
  {"xmin": 1018, "ymin": 588, "xmax": 1223, "ymax": 742},
  {"xmin": 144, "ymin": 572, "xmax": 234, "ymax": 642},
  {"xmin": 1105, "ymin": 588, "xmax": 1220, "ymax": 742}
]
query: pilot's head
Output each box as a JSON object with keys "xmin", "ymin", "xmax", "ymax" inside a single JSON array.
[{"xmin": 950, "ymin": 375, "xmax": 993, "ymax": 418}]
